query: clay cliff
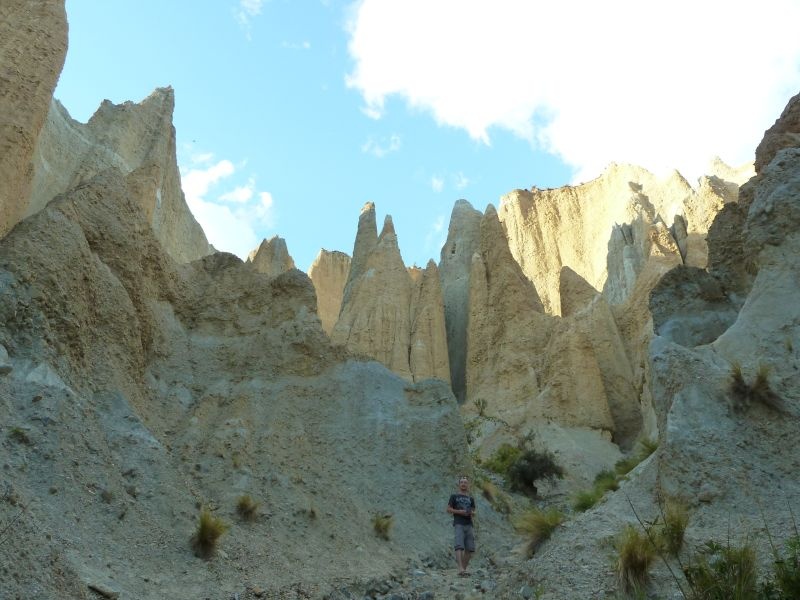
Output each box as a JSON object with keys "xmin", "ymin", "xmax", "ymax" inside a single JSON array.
[
  {"xmin": 27, "ymin": 89, "xmax": 213, "ymax": 263},
  {"xmin": 308, "ymin": 249, "xmax": 351, "ymax": 335},
  {"xmin": 0, "ymin": 0, "xmax": 68, "ymax": 239},
  {"xmin": 330, "ymin": 206, "xmax": 451, "ymax": 384},
  {"xmin": 495, "ymin": 92, "xmax": 800, "ymax": 599},
  {"xmin": 497, "ymin": 162, "xmax": 751, "ymax": 315},
  {"xmin": 247, "ymin": 235, "xmax": 296, "ymax": 277}
]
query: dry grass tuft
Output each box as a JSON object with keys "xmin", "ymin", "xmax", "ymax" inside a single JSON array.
[
  {"xmin": 513, "ymin": 507, "xmax": 565, "ymax": 557},
  {"xmin": 192, "ymin": 509, "xmax": 228, "ymax": 558},
  {"xmin": 655, "ymin": 497, "xmax": 689, "ymax": 556},
  {"xmin": 372, "ymin": 513, "xmax": 393, "ymax": 540},
  {"xmin": 730, "ymin": 361, "xmax": 786, "ymax": 413},
  {"xmin": 236, "ymin": 495, "xmax": 259, "ymax": 521},
  {"xmin": 616, "ymin": 524, "xmax": 656, "ymax": 595}
]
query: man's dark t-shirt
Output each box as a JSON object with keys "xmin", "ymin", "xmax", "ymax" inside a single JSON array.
[{"xmin": 448, "ymin": 493, "xmax": 475, "ymax": 525}]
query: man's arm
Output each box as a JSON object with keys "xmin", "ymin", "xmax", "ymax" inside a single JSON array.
[{"xmin": 446, "ymin": 495, "xmax": 467, "ymax": 515}]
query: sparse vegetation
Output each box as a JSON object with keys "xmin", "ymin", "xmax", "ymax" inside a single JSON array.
[
  {"xmin": 616, "ymin": 524, "xmax": 656, "ymax": 595},
  {"xmin": 683, "ymin": 540, "xmax": 759, "ymax": 599},
  {"xmin": 653, "ymin": 497, "xmax": 689, "ymax": 557},
  {"xmin": 572, "ymin": 469, "xmax": 623, "ymax": 512},
  {"xmin": 372, "ymin": 513, "xmax": 393, "ymax": 540},
  {"xmin": 192, "ymin": 509, "xmax": 228, "ymax": 558},
  {"xmin": 236, "ymin": 495, "xmax": 259, "ymax": 521},
  {"xmin": 513, "ymin": 507, "xmax": 565, "ymax": 557},
  {"xmin": 729, "ymin": 362, "xmax": 786, "ymax": 413},
  {"xmin": 483, "ymin": 443, "xmax": 522, "ymax": 476},
  {"xmin": 594, "ymin": 469, "xmax": 620, "ymax": 494},
  {"xmin": 616, "ymin": 438, "xmax": 659, "ymax": 476},
  {"xmin": 507, "ymin": 449, "xmax": 565, "ymax": 497},
  {"xmin": 477, "ymin": 478, "xmax": 512, "ymax": 514},
  {"xmin": 573, "ymin": 488, "xmax": 603, "ymax": 512},
  {"xmin": 8, "ymin": 427, "xmax": 31, "ymax": 445},
  {"xmin": 473, "ymin": 397, "xmax": 488, "ymax": 416},
  {"xmin": 765, "ymin": 535, "xmax": 800, "ymax": 599}
]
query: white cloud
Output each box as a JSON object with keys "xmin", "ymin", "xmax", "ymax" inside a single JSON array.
[
  {"xmin": 361, "ymin": 133, "xmax": 402, "ymax": 157},
  {"xmin": 235, "ymin": 0, "xmax": 265, "ymax": 38},
  {"xmin": 219, "ymin": 178, "xmax": 256, "ymax": 203},
  {"xmin": 181, "ymin": 159, "xmax": 275, "ymax": 258},
  {"xmin": 346, "ymin": 0, "xmax": 800, "ymax": 183},
  {"xmin": 454, "ymin": 172, "xmax": 469, "ymax": 190},
  {"xmin": 424, "ymin": 214, "xmax": 447, "ymax": 255},
  {"xmin": 431, "ymin": 176, "xmax": 444, "ymax": 193},
  {"xmin": 282, "ymin": 40, "xmax": 312, "ymax": 50}
]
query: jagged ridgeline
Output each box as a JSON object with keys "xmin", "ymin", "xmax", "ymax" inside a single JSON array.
[{"xmin": 2, "ymin": 0, "xmax": 799, "ymax": 598}]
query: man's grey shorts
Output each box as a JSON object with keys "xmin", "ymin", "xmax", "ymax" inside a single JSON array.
[{"xmin": 453, "ymin": 524, "xmax": 475, "ymax": 552}]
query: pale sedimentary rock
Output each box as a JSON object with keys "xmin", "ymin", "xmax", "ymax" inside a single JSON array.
[
  {"xmin": 29, "ymin": 89, "xmax": 212, "ymax": 262},
  {"xmin": 409, "ymin": 260, "xmax": 451, "ymax": 383},
  {"xmin": 558, "ymin": 266, "xmax": 599, "ymax": 317},
  {"xmin": 497, "ymin": 163, "xmax": 744, "ymax": 314},
  {"xmin": 332, "ymin": 214, "xmax": 414, "ymax": 379},
  {"xmin": 308, "ymin": 249, "xmax": 351, "ymax": 336},
  {"xmin": 332, "ymin": 208, "xmax": 450, "ymax": 383},
  {"xmin": 438, "ymin": 200, "xmax": 483, "ymax": 402},
  {"xmin": 247, "ymin": 235, "xmax": 296, "ymax": 277},
  {"xmin": 0, "ymin": 0, "xmax": 67, "ymax": 239}
]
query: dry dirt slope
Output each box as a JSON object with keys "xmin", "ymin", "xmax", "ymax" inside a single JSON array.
[{"xmin": 0, "ymin": 168, "xmax": 510, "ymax": 599}]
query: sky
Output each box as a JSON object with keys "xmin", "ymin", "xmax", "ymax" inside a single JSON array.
[{"xmin": 56, "ymin": 0, "xmax": 800, "ymax": 272}]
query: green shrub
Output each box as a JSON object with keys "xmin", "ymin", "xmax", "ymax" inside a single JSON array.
[
  {"xmin": 192, "ymin": 509, "xmax": 228, "ymax": 558},
  {"xmin": 513, "ymin": 507, "xmax": 565, "ymax": 557},
  {"xmin": 616, "ymin": 524, "xmax": 656, "ymax": 595},
  {"xmin": 372, "ymin": 513, "xmax": 393, "ymax": 540},
  {"xmin": 507, "ymin": 449, "xmax": 565, "ymax": 497},
  {"xmin": 484, "ymin": 443, "xmax": 522, "ymax": 476},
  {"xmin": 236, "ymin": 495, "xmax": 259, "ymax": 521},
  {"xmin": 573, "ymin": 488, "xmax": 603, "ymax": 512},
  {"xmin": 683, "ymin": 540, "xmax": 759, "ymax": 599}
]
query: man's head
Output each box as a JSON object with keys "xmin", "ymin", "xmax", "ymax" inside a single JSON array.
[{"xmin": 458, "ymin": 476, "xmax": 470, "ymax": 492}]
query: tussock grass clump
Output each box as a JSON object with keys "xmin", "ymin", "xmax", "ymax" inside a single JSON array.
[
  {"xmin": 615, "ymin": 438, "xmax": 659, "ymax": 476},
  {"xmin": 192, "ymin": 509, "xmax": 228, "ymax": 558},
  {"xmin": 616, "ymin": 524, "xmax": 656, "ymax": 595},
  {"xmin": 654, "ymin": 497, "xmax": 689, "ymax": 556},
  {"xmin": 573, "ymin": 488, "xmax": 603, "ymax": 512},
  {"xmin": 372, "ymin": 513, "xmax": 393, "ymax": 540},
  {"xmin": 683, "ymin": 540, "xmax": 758, "ymax": 599},
  {"xmin": 729, "ymin": 362, "xmax": 786, "ymax": 413},
  {"xmin": 594, "ymin": 469, "xmax": 620, "ymax": 494},
  {"xmin": 513, "ymin": 507, "xmax": 565, "ymax": 557},
  {"xmin": 478, "ymin": 478, "xmax": 511, "ymax": 514},
  {"xmin": 473, "ymin": 397, "xmax": 488, "ymax": 416},
  {"xmin": 236, "ymin": 495, "xmax": 259, "ymax": 521},
  {"xmin": 767, "ymin": 535, "xmax": 800, "ymax": 599},
  {"xmin": 8, "ymin": 427, "xmax": 31, "ymax": 445}
]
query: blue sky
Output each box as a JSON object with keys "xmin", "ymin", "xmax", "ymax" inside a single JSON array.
[{"xmin": 56, "ymin": 0, "xmax": 800, "ymax": 271}]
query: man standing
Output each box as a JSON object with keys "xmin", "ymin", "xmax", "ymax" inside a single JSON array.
[{"xmin": 447, "ymin": 475, "xmax": 476, "ymax": 576}]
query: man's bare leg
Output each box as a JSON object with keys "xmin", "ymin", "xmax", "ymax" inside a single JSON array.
[
  {"xmin": 455, "ymin": 549, "xmax": 465, "ymax": 574},
  {"xmin": 462, "ymin": 551, "xmax": 473, "ymax": 572}
]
